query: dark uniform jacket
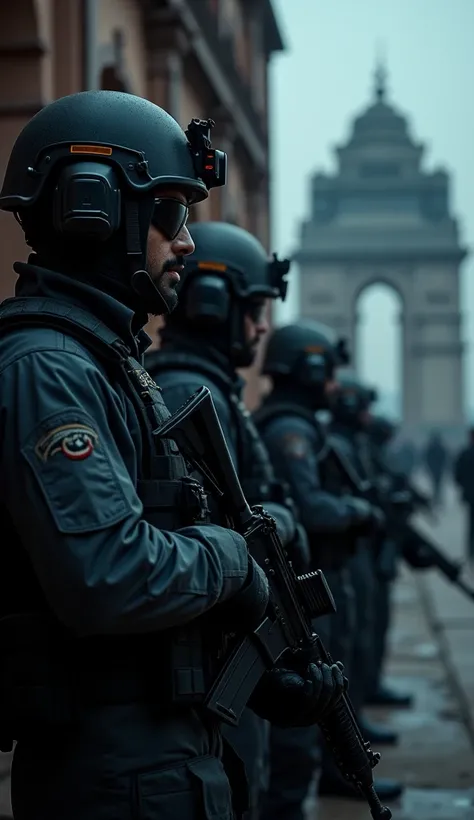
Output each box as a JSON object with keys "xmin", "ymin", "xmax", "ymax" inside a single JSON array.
[
  {"xmin": 0, "ymin": 265, "xmax": 249, "ymax": 636},
  {"xmin": 255, "ymin": 392, "xmax": 357, "ymax": 539}
]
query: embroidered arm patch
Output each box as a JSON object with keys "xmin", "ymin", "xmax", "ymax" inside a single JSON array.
[
  {"xmin": 35, "ymin": 423, "xmax": 98, "ymax": 462},
  {"xmin": 21, "ymin": 410, "xmax": 129, "ymax": 534}
]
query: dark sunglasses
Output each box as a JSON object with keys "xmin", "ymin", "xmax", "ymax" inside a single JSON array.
[{"xmin": 150, "ymin": 197, "xmax": 189, "ymax": 240}]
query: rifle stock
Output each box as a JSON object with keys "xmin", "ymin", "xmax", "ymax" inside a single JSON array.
[{"xmin": 156, "ymin": 387, "xmax": 391, "ymax": 820}]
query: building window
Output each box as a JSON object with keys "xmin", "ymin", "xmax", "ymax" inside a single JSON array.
[
  {"xmin": 426, "ymin": 291, "xmax": 450, "ymax": 305},
  {"xmin": 100, "ymin": 30, "xmax": 130, "ymax": 93}
]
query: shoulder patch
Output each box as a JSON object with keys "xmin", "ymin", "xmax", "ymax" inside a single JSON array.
[
  {"xmin": 281, "ymin": 433, "xmax": 308, "ymax": 460},
  {"xmin": 35, "ymin": 423, "xmax": 98, "ymax": 462}
]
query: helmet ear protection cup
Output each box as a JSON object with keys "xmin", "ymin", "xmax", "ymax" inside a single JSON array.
[
  {"xmin": 52, "ymin": 162, "xmax": 121, "ymax": 241},
  {"xmin": 293, "ymin": 352, "xmax": 329, "ymax": 388},
  {"xmin": 182, "ymin": 274, "xmax": 230, "ymax": 325}
]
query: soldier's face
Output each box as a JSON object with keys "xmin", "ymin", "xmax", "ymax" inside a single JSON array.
[
  {"xmin": 325, "ymin": 379, "xmax": 339, "ymax": 398},
  {"xmin": 146, "ymin": 188, "xmax": 195, "ymax": 312},
  {"xmin": 243, "ymin": 298, "xmax": 270, "ymax": 363}
]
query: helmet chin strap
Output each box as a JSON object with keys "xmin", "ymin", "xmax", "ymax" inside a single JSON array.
[
  {"xmin": 130, "ymin": 267, "xmax": 172, "ymax": 316},
  {"xmin": 125, "ymin": 198, "xmax": 173, "ymax": 316}
]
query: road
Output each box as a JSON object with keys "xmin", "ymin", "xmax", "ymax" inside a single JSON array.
[{"xmin": 0, "ymin": 478, "xmax": 473, "ymax": 819}]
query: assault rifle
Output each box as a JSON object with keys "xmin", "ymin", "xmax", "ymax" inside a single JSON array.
[
  {"xmin": 156, "ymin": 386, "xmax": 391, "ymax": 820},
  {"xmin": 327, "ymin": 437, "xmax": 474, "ymax": 604}
]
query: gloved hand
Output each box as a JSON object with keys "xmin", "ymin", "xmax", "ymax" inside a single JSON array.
[
  {"xmin": 248, "ymin": 657, "xmax": 346, "ymax": 727},
  {"xmin": 345, "ymin": 496, "xmax": 386, "ymax": 536},
  {"xmin": 218, "ymin": 555, "xmax": 269, "ymax": 631}
]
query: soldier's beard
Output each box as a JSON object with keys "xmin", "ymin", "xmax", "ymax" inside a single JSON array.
[{"xmin": 150, "ymin": 256, "xmax": 185, "ymax": 315}]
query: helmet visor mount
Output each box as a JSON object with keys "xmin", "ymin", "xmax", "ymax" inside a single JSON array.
[
  {"xmin": 0, "ymin": 138, "xmax": 212, "ymax": 211},
  {"xmin": 269, "ymin": 254, "xmax": 290, "ymax": 301}
]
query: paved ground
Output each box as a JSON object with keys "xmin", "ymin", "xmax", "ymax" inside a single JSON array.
[{"xmin": 1, "ymin": 477, "xmax": 473, "ymax": 819}]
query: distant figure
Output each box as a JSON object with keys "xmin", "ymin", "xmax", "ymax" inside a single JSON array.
[
  {"xmin": 453, "ymin": 428, "xmax": 474, "ymax": 563},
  {"xmin": 392, "ymin": 439, "xmax": 417, "ymax": 478},
  {"xmin": 423, "ymin": 432, "xmax": 449, "ymax": 507}
]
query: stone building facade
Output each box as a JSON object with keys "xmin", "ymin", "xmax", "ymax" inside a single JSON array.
[
  {"xmin": 0, "ymin": 0, "xmax": 284, "ymax": 407},
  {"xmin": 295, "ymin": 66, "xmax": 467, "ymax": 444}
]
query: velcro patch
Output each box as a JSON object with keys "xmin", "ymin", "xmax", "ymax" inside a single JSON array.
[{"xmin": 35, "ymin": 423, "xmax": 99, "ymax": 462}]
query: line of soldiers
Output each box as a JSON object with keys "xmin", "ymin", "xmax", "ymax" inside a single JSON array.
[
  {"xmin": 0, "ymin": 90, "xmax": 426, "ymax": 820},
  {"xmin": 145, "ymin": 220, "xmax": 416, "ymax": 819}
]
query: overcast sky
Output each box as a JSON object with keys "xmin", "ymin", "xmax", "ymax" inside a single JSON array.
[{"xmin": 269, "ymin": 0, "xmax": 474, "ymax": 416}]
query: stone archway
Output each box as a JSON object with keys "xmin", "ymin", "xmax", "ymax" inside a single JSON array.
[{"xmin": 295, "ymin": 65, "xmax": 467, "ymax": 445}]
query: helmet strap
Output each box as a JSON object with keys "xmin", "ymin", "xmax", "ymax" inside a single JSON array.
[{"xmin": 125, "ymin": 198, "xmax": 171, "ymax": 316}]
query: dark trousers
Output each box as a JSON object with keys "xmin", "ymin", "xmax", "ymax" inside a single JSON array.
[
  {"xmin": 260, "ymin": 725, "xmax": 318, "ymax": 820},
  {"xmin": 366, "ymin": 576, "xmax": 391, "ymax": 697},
  {"xmin": 11, "ymin": 705, "xmax": 236, "ymax": 820},
  {"xmin": 347, "ymin": 545, "xmax": 375, "ymax": 713},
  {"xmin": 261, "ymin": 565, "xmax": 356, "ymax": 817},
  {"xmin": 366, "ymin": 538, "xmax": 398, "ymax": 697},
  {"xmin": 319, "ymin": 566, "xmax": 356, "ymax": 782},
  {"xmin": 223, "ymin": 710, "xmax": 267, "ymax": 820}
]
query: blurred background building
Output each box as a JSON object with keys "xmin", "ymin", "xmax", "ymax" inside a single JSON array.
[
  {"xmin": 295, "ymin": 64, "xmax": 467, "ymax": 446},
  {"xmin": 0, "ymin": 0, "xmax": 284, "ymax": 406}
]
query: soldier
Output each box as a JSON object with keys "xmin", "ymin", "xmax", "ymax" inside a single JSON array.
[
  {"xmin": 423, "ymin": 432, "xmax": 449, "ymax": 508},
  {"xmin": 329, "ymin": 374, "xmax": 404, "ymax": 799},
  {"xmin": 145, "ymin": 221, "xmax": 311, "ymax": 818},
  {"xmin": 254, "ymin": 321, "xmax": 401, "ymax": 810},
  {"xmin": 0, "ymin": 91, "xmax": 344, "ymax": 820}
]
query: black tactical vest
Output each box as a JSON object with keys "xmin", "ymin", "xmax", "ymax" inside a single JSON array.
[
  {"xmin": 254, "ymin": 399, "xmax": 355, "ymax": 569},
  {"xmin": 0, "ymin": 298, "xmax": 223, "ymax": 745},
  {"xmin": 149, "ymin": 350, "xmax": 280, "ymax": 507}
]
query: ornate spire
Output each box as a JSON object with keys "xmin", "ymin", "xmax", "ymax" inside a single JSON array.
[{"xmin": 373, "ymin": 42, "xmax": 388, "ymax": 102}]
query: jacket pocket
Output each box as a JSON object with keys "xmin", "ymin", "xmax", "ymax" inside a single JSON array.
[{"xmin": 134, "ymin": 754, "xmax": 233, "ymax": 819}]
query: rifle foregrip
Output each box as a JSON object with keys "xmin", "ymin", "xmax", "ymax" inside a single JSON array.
[{"xmin": 319, "ymin": 696, "xmax": 392, "ymax": 820}]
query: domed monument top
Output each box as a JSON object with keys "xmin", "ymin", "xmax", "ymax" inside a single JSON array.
[
  {"xmin": 348, "ymin": 59, "xmax": 412, "ymax": 148},
  {"xmin": 295, "ymin": 59, "xmax": 467, "ymax": 445}
]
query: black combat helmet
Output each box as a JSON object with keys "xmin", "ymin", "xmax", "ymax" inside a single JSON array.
[
  {"xmin": 331, "ymin": 371, "xmax": 378, "ymax": 427},
  {"xmin": 262, "ymin": 319, "xmax": 349, "ymax": 406},
  {"xmin": 164, "ymin": 221, "xmax": 290, "ymax": 367},
  {"xmin": 0, "ymin": 90, "xmax": 226, "ymax": 314},
  {"xmin": 369, "ymin": 415, "xmax": 397, "ymax": 447}
]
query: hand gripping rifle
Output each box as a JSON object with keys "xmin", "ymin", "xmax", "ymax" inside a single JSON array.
[
  {"xmin": 328, "ymin": 438, "xmax": 474, "ymax": 604},
  {"xmin": 156, "ymin": 386, "xmax": 391, "ymax": 820}
]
